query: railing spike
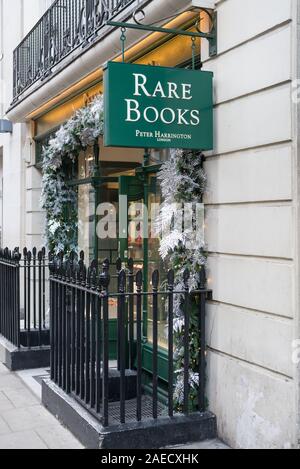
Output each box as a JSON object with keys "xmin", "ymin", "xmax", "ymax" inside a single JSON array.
[
  {"xmin": 136, "ymin": 270, "xmax": 143, "ymax": 288},
  {"xmin": 199, "ymin": 267, "xmax": 207, "ymax": 290},
  {"xmin": 56, "ymin": 257, "xmax": 61, "ymax": 276},
  {"xmin": 13, "ymin": 251, "xmax": 21, "ymax": 262},
  {"xmin": 87, "ymin": 266, "xmax": 92, "ymax": 286},
  {"xmin": 167, "ymin": 269, "xmax": 175, "ymax": 286},
  {"xmin": 61, "ymin": 261, "xmax": 66, "ymax": 279},
  {"xmin": 75, "ymin": 263, "xmax": 80, "ymax": 283},
  {"xmin": 49, "ymin": 258, "xmax": 55, "ymax": 274},
  {"xmin": 68, "ymin": 259, "xmax": 74, "ymax": 281},
  {"xmin": 91, "ymin": 259, "xmax": 97, "ymax": 271},
  {"xmin": 119, "ymin": 270, "xmax": 126, "ymax": 291},
  {"xmin": 65, "ymin": 260, "xmax": 71, "ymax": 279},
  {"xmin": 116, "ymin": 258, "xmax": 122, "ymax": 273},
  {"xmin": 78, "ymin": 258, "xmax": 84, "ymax": 275},
  {"xmin": 128, "ymin": 258, "xmax": 134, "ymax": 272},
  {"xmin": 81, "ymin": 265, "xmax": 87, "ymax": 282},
  {"xmin": 99, "ymin": 260, "xmax": 110, "ymax": 290},
  {"xmin": 91, "ymin": 267, "xmax": 97, "ymax": 288},
  {"xmin": 152, "ymin": 270, "xmax": 159, "ymax": 289},
  {"xmin": 183, "ymin": 268, "xmax": 190, "ymax": 286}
]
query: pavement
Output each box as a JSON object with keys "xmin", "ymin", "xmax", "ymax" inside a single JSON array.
[
  {"xmin": 0, "ymin": 362, "xmax": 229, "ymax": 450},
  {"xmin": 0, "ymin": 362, "xmax": 83, "ymax": 449}
]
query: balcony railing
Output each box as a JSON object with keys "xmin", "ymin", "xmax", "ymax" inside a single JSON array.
[{"xmin": 12, "ymin": 0, "xmax": 136, "ymax": 101}]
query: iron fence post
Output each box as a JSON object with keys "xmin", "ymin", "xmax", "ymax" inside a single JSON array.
[
  {"xmin": 152, "ymin": 269, "xmax": 159, "ymax": 420},
  {"xmin": 183, "ymin": 269, "xmax": 190, "ymax": 415},
  {"xmin": 100, "ymin": 259, "xmax": 110, "ymax": 427}
]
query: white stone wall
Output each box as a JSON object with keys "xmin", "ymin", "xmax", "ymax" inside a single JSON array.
[
  {"xmin": 202, "ymin": 0, "xmax": 298, "ymax": 449},
  {"xmin": 0, "ymin": 0, "xmax": 54, "ymax": 249}
]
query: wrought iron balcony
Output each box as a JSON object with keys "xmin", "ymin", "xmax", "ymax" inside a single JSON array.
[{"xmin": 12, "ymin": 0, "xmax": 136, "ymax": 101}]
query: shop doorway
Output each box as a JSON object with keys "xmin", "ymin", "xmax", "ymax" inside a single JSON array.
[
  {"xmin": 96, "ymin": 171, "xmax": 168, "ymax": 385},
  {"xmin": 76, "ymin": 143, "xmax": 170, "ymax": 388}
]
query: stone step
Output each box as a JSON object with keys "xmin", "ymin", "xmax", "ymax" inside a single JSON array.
[{"xmin": 42, "ymin": 378, "xmax": 218, "ymax": 449}]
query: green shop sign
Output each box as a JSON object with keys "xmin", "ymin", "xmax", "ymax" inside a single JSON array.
[{"xmin": 104, "ymin": 62, "xmax": 213, "ymax": 150}]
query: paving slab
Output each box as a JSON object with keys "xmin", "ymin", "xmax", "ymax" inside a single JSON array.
[
  {"xmin": 0, "ymin": 362, "xmax": 83, "ymax": 449},
  {"xmin": 0, "ymin": 391, "xmax": 14, "ymax": 412},
  {"xmin": 2, "ymin": 387, "xmax": 40, "ymax": 409},
  {"xmin": 35, "ymin": 425, "xmax": 83, "ymax": 450},
  {"xmin": 0, "ymin": 415, "xmax": 11, "ymax": 436},
  {"xmin": 1, "ymin": 404, "xmax": 63, "ymax": 432},
  {"xmin": 0, "ymin": 373, "xmax": 24, "ymax": 391},
  {"xmin": 0, "ymin": 430, "xmax": 48, "ymax": 450}
]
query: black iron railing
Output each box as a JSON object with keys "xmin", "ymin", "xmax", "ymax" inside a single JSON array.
[
  {"xmin": 49, "ymin": 253, "xmax": 211, "ymax": 427},
  {"xmin": 12, "ymin": 0, "xmax": 136, "ymax": 100},
  {"xmin": 0, "ymin": 248, "xmax": 50, "ymax": 348},
  {"xmin": 0, "ymin": 249, "xmax": 21, "ymax": 347}
]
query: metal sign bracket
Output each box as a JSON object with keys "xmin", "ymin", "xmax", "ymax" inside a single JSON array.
[{"xmin": 107, "ymin": 5, "xmax": 217, "ymax": 58}]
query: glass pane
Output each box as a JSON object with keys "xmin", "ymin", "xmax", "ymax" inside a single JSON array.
[
  {"xmin": 97, "ymin": 182, "xmax": 119, "ymax": 266},
  {"xmin": 147, "ymin": 179, "xmax": 168, "ymax": 350},
  {"xmin": 149, "ymin": 149, "xmax": 170, "ymax": 165},
  {"xmin": 78, "ymin": 147, "xmax": 95, "ymax": 180},
  {"xmin": 77, "ymin": 184, "xmax": 95, "ymax": 263},
  {"xmin": 128, "ymin": 199, "xmax": 144, "ymax": 261},
  {"xmin": 97, "ymin": 182, "xmax": 119, "ymax": 321}
]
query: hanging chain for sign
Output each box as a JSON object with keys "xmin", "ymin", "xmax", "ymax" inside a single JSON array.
[
  {"xmin": 120, "ymin": 27, "xmax": 127, "ymax": 63},
  {"xmin": 191, "ymin": 37, "xmax": 196, "ymax": 70},
  {"xmin": 191, "ymin": 37, "xmax": 203, "ymax": 71}
]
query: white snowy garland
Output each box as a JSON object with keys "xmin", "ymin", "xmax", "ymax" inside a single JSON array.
[
  {"xmin": 41, "ymin": 96, "xmax": 104, "ymax": 253},
  {"xmin": 156, "ymin": 149, "xmax": 207, "ymax": 410}
]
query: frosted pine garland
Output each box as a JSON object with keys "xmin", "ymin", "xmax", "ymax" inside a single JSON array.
[
  {"xmin": 156, "ymin": 149, "xmax": 207, "ymax": 410},
  {"xmin": 40, "ymin": 96, "xmax": 104, "ymax": 253}
]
